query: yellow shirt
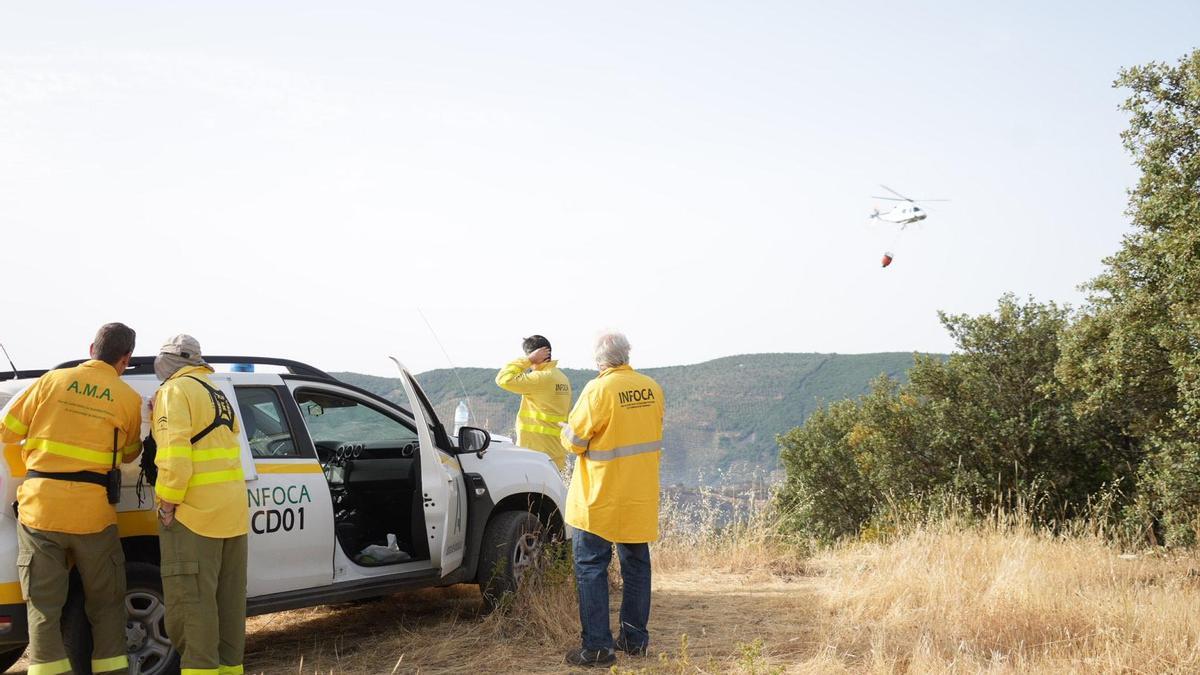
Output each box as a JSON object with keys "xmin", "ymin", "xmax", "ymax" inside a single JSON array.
[
  {"xmin": 495, "ymin": 358, "xmax": 572, "ymax": 468},
  {"xmin": 560, "ymin": 365, "xmax": 664, "ymax": 543},
  {"xmin": 0, "ymin": 360, "xmax": 142, "ymax": 534},
  {"xmin": 152, "ymin": 365, "xmax": 248, "ymax": 538}
]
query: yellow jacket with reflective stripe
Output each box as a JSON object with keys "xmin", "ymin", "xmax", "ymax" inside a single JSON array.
[
  {"xmin": 0, "ymin": 360, "xmax": 142, "ymax": 534},
  {"xmin": 495, "ymin": 358, "xmax": 572, "ymax": 469},
  {"xmin": 152, "ymin": 365, "xmax": 248, "ymax": 538},
  {"xmin": 560, "ymin": 365, "xmax": 663, "ymax": 543}
]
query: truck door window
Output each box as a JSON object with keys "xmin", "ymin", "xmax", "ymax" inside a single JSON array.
[
  {"xmin": 294, "ymin": 390, "xmax": 418, "ymax": 450},
  {"xmin": 235, "ymin": 387, "xmax": 301, "ymax": 458}
]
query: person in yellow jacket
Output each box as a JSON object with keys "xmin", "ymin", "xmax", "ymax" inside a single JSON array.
[
  {"xmin": 559, "ymin": 331, "xmax": 663, "ymax": 668},
  {"xmin": 0, "ymin": 323, "xmax": 142, "ymax": 675},
  {"xmin": 495, "ymin": 335, "xmax": 572, "ymax": 469},
  {"xmin": 151, "ymin": 335, "xmax": 249, "ymax": 675}
]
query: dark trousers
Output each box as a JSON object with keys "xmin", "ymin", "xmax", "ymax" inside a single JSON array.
[{"xmin": 572, "ymin": 528, "xmax": 652, "ymax": 652}]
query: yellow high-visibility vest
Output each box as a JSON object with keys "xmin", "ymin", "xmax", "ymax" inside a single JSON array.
[
  {"xmin": 153, "ymin": 365, "xmax": 248, "ymax": 538},
  {"xmin": 0, "ymin": 360, "xmax": 142, "ymax": 534},
  {"xmin": 495, "ymin": 358, "xmax": 572, "ymax": 468},
  {"xmin": 560, "ymin": 365, "xmax": 663, "ymax": 543}
]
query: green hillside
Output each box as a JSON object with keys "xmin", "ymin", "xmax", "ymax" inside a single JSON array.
[{"xmin": 334, "ymin": 352, "xmax": 928, "ymax": 486}]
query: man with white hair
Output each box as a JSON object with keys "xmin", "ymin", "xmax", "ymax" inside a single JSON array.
[{"xmin": 560, "ymin": 331, "xmax": 664, "ymax": 667}]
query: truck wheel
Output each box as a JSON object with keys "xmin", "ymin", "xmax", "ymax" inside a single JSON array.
[
  {"xmin": 63, "ymin": 562, "xmax": 181, "ymax": 675},
  {"xmin": 478, "ymin": 510, "xmax": 544, "ymax": 611},
  {"xmin": 0, "ymin": 645, "xmax": 24, "ymax": 673}
]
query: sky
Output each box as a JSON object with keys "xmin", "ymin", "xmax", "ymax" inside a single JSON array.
[{"xmin": 1, "ymin": 2, "xmax": 1197, "ymax": 376}]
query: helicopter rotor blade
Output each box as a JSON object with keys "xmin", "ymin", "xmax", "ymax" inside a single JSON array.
[
  {"xmin": 870, "ymin": 196, "xmax": 907, "ymax": 201},
  {"xmin": 879, "ymin": 184, "xmax": 913, "ymax": 201}
]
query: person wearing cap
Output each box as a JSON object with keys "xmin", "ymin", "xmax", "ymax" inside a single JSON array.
[
  {"xmin": 495, "ymin": 335, "xmax": 573, "ymax": 469},
  {"xmin": 151, "ymin": 335, "xmax": 249, "ymax": 675},
  {"xmin": 0, "ymin": 323, "xmax": 142, "ymax": 675}
]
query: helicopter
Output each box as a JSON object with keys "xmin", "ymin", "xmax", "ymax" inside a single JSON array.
[
  {"xmin": 868, "ymin": 185, "xmax": 950, "ymax": 268},
  {"xmin": 869, "ymin": 185, "xmax": 950, "ymax": 228}
]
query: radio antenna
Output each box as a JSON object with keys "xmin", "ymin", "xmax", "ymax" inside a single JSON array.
[
  {"xmin": 415, "ymin": 308, "xmax": 474, "ymax": 420},
  {"xmin": 0, "ymin": 343, "xmax": 17, "ymax": 378}
]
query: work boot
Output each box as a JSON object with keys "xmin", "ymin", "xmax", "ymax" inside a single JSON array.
[
  {"xmin": 564, "ymin": 647, "xmax": 616, "ymax": 667},
  {"xmin": 615, "ymin": 635, "xmax": 648, "ymax": 656}
]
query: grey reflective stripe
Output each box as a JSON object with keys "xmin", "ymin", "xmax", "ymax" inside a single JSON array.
[
  {"xmin": 584, "ymin": 440, "xmax": 662, "ymax": 462},
  {"xmin": 565, "ymin": 429, "xmax": 590, "ymax": 449}
]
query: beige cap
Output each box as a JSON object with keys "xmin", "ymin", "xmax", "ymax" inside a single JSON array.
[{"xmin": 159, "ymin": 334, "xmax": 203, "ymax": 360}]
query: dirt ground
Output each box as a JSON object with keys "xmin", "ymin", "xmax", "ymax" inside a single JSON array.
[
  {"xmin": 8, "ymin": 569, "xmax": 813, "ymax": 674},
  {"xmin": 239, "ymin": 569, "xmax": 812, "ymax": 673}
]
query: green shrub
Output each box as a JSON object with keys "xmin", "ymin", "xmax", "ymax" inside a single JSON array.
[{"xmin": 778, "ymin": 296, "xmax": 1134, "ymax": 542}]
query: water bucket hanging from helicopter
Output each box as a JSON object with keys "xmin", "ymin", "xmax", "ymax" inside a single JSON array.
[{"xmin": 868, "ymin": 185, "xmax": 950, "ymax": 269}]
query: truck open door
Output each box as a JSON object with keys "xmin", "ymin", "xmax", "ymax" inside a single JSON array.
[{"xmin": 390, "ymin": 358, "xmax": 467, "ymax": 575}]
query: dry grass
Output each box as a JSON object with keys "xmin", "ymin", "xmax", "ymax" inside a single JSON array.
[
  {"xmin": 240, "ymin": 564, "xmax": 812, "ymax": 674},
  {"xmin": 797, "ymin": 520, "xmax": 1200, "ymax": 673},
  {"xmin": 9, "ymin": 496, "xmax": 1199, "ymax": 674},
  {"xmin": 654, "ymin": 483, "xmax": 804, "ymax": 576},
  {"xmin": 227, "ymin": 496, "xmax": 1200, "ymax": 674}
]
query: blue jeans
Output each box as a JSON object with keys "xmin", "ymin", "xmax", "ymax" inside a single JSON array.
[{"xmin": 572, "ymin": 528, "xmax": 652, "ymax": 652}]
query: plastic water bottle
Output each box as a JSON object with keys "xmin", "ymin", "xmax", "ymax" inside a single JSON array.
[{"xmin": 453, "ymin": 400, "xmax": 469, "ymax": 435}]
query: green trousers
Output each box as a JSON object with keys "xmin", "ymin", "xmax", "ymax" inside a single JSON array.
[
  {"xmin": 158, "ymin": 519, "xmax": 247, "ymax": 675},
  {"xmin": 16, "ymin": 523, "xmax": 128, "ymax": 675}
]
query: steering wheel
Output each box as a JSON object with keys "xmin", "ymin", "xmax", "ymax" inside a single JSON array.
[
  {"xmin": 266, "ymin": 438, "xmax": 294, "ymax": 457},
  {"xmin": 315, "ymin": 440, "xmax": 340, "ymax": 467}
]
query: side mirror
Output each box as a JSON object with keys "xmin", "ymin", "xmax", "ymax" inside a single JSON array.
[{"xmin": 457, "ymin": 426, "xmax": 491, "ymax": 457}]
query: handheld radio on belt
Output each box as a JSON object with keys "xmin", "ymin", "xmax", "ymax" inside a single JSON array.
[
  {"xmin": 25, "ymin": 427, "xmax": 123, "ymax": 504},
  {"xmin": 106, "ymin": 427, "xmax": 122, "ymax": 504}
]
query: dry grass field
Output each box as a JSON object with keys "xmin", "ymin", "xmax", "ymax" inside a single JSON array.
[
  {"xmin": 8, "ymin": 501, "xmax": 1200, "ymax": 673},
  {"xmin": 230, "ymin": 518, "xmax": 1200, "ymax": 674}
]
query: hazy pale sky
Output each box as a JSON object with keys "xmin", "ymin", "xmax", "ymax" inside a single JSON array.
[{"xmin": 1, "ymin": 2, "xmax": 1196, "ymax": 375}]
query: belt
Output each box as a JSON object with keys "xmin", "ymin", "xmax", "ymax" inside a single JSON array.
[{"xmin": 25, "ymin": 470, "xmax": 109, "ymax": 487}]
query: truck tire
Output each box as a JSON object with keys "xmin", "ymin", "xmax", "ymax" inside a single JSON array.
[
  {"xmin": 478, "ymin": 510, "xmax": 544, "ymax": 611},
  {"xmin": 0, "ymin": 645, "xmax": 24, "ymax": 673},
  {"xmin": 63, "ymin": 562, "xmax": 181, "ymax": 675}
]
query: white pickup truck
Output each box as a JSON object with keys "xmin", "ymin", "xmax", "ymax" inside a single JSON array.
[{"xmin": 0, "ymin": 355, "xmax": 566, "ymax": 675}]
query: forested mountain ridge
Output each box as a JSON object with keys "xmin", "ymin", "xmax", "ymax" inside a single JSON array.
[{"xmin": 335, "ymin": 352, "xmax": 930, "ymax": 485}]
